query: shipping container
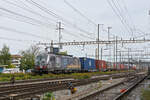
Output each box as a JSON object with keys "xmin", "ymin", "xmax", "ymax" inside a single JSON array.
[
  {"xmin": 95, "ymin": 60, "xmax": 107, "ymax": 71},
  {"xmin": 119, "ymin": 64, "xmax": 125, "ymax": 69},
  {"xmin": 80, "ymin": 57, "xmax": 96, "ymax": 71}
]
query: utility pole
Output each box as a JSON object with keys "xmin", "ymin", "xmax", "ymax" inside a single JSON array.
[
  {"xmin": 128, "ymin": 48, "xmax": 130, "ymax": 70},
  {"xmin": 113, "ymin": 36, "xmax": 116, "ymax": 69},
  {"xmin": 101, "ymin": 48, "xmax": 103, "ymax": 60},
  {"xmin": 98, "ymin": 24, "xmax": 100, "ymax": 60},
  {"xmin": 119, "ymin": 51, "xmax": 121, "ymax": 69},
  {"xmin": 107, "ymin": 27, "xmax": 112, "ymax": 62},
  {"xmin": 57, "ymin": 22, "xmax": 64, "ymax": 49},
  {"xmin": 116, "ymin": 36, "xmax": 118, "ymax": 68}
]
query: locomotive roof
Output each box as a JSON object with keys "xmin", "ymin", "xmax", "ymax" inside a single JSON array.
[{"xmin": 49, "ymin": 52, "xmax": 73, "ymax": 57}]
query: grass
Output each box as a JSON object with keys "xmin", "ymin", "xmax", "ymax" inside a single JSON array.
[
  {"xmin": 141, "ymin": 89, "xmax": 150, "ymax": 100},
  {"xmin": 0, "ymin": 70, "xmax": 134, "ymax": 82}
]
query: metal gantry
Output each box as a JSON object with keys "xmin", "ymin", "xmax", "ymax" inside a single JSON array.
[{"xmin": 38, "ymin": 39, "xmax": 150, "ymax": 46}]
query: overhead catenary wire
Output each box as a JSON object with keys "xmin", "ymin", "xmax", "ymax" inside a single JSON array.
[
  {"xmin": 1, "ymin": 0, "xmax": 95, "ymax": 43},
  {"xmin": 0, "ymin": 36, "xmax": 39, "ymax": 42},
  {"xmin": 0, "ymin": 26, "xmax": 52, "ymax": 40},
  {"xmin": 107, "ymin": 0, "xmax": 132, "ymax": 35},
  {"xmin": 0, "ymin": 7, "xmax": 55, "ymax": 28},
  {"xmin": 1, "ymin": 0, "xmax": 91, "ymax": 41},
  {"xmin": 121, "ymin": 0, "xmax": 136, "ymax": 31},
  {"xmin": 114, "ymin": 0, "xmax": 135, "ymax": 37},
  {"xmin": 64, "ymin": 0, "xmax": 97, "ymax": 26},
  {"xmin": 64, "ymin": 0, "xmax": 97, "ymax": 39},
  {"xmin": 2, "ymin": 0, "xmax": 57, "ymax": 25},
  {"xmin": 63, "ymin": 29, "xmax": 87, "ymax": 40},
  {"xmin": 111, "ymin": 0, "xmax": 133, "ymax": 34},
  {"xmin": 26, "ymin": 0, "xmax": 95, "ymax": 39}
]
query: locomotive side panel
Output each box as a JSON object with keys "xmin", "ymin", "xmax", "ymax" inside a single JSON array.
[
  {"xmin": 47, "ymin": 55, "xmax": 81, "ymax": 73},
  {"xmin": 67, "ymin": 57, "xmax": 81, "ymax": 70}
]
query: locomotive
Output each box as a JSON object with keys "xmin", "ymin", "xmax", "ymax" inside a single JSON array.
[{"xmin": 34, "ymin": 52, "xmax": 82, "ymax": 73}]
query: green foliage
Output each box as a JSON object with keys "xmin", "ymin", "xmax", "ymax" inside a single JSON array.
[
  {"xmin": 72, "ymin": 73, "xmax": 91, "ymax": 79},
  {"xmin": 0, "ymin": 45, "xmax": 11, "ymax": 66},
  {"xmin": 98, "ymin": 81, "xmax": 102, "ymax": 88},
  {"xmin": 0, "ymin": 70, "xmax": 132, "ymax": 82},
  {"xmin": 141, "ymin": 89, "xmax": 150, "ymax": 100},
  {"xmin": 43, "ymin": 92, "xmax": 55, "ymax": 100},
  {"xmin": 20, "ymin": 52, "xmax": 34, "ymax": 70},
  {"xmin": 20, "ymin": 45, "xmax": 40, "ymax": 71},
  {"xmin": 7, "ymin": 64, "xmax": 16, "ymax": 68}
]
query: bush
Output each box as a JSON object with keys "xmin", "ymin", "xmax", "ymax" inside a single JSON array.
[
  {"xmin": 7, "ymin": 64, "xmax": 16, "ymax": 68},
  {"xmin": 72, "ymin": 73, "xmax": 91, "ymax": 79},
  {"xmin": 0, "ymin": 70, "xmax": 132, "ymax": 82},
  {"xmin": 43, "ymin": 92, "xmax": 55, "ymax": 100}
]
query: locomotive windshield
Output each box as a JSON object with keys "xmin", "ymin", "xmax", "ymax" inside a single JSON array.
[{"xmin": 35, "ymin": 53, "xmax": 47, "ymax": 66}]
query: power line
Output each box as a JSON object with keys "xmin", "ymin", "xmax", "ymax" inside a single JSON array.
[
  {"xmin": 121, "ymin": 0, "xmax": 135, "ymax": 29},
  {"xmin": 0, "ymin": 26, "xmax": 51, "ymax": 40},
  {"xmin": 114, "ymin": 0, "xmax": 135, "ymax": 36},
  {"xmin": 111, "ymin": 0, "xmax": 133, "ymax": 34},
  {"xmin": 0, "ymin": 7, "xmax": 54, "ymax": 28},
  {"xmin": 0, "ymin": 36, "xmax": 38, "ymax": 42},
  {"xmin": 0, "ymin": 11, "xmax": 41, "ymax": 27},
  {"xmin": 64, "ymin": 0, "xmax": 97, "ymax": 39},
  {"xmin": 2, "ymin": 0, "xmax": 92, "ymax": 40},
  {"xmin": 0, "ymin": 3, "xmax": 94, "ymax": 41},
  {"xmin": 64, "ymin": 0, "xmax": 97, "ymax": 26},
  {"xmin": 107, "ymin": 0, "xmax": 132, "ymax": 35},
  {"xmin": 26, "ymin": 0, "xmax": 95, "ymax": 39},
  {"xmin": 2, "ymin": 0, "xmax": 57, "ymax": 25}
]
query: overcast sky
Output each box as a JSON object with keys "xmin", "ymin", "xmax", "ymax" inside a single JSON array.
[{"xmin": 0, "ymin": 0, "xmax": 150, "ymax": 60}]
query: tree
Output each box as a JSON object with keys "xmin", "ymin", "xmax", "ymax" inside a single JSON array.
[
  {"xmin": 7, "ymin": 64, "xmax": 16, "ymax": 68},
  {"xmin": 20, "ymin": 45, "xmax": 40, "ymax": 71},
  {"xmin": 0, "ymin": 45, "xmax": 11, "ymax": 66}
]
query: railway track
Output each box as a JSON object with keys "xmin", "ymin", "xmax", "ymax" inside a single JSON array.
[
  {"xmin": 0, "ymin": 71, "xmax": 146, "ymax": 100},
  {"xmin": 79, "ymin": 74, "xmax": 147, "ymax": 100},
  {"xmin": 0, "ymin": 77, "xmax": 72, "ymax": 86},
  {"xmin": 113, "ymin": 74, "xmax": 148, "ymax": 100},
  {"xmin": 0, "ymin": 70, "xmax": 140, "ymax": 86}
]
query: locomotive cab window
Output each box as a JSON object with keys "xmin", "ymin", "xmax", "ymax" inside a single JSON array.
[{"xmin": 35, "ymin": 54, "xmax": 47, "ymax": 66}]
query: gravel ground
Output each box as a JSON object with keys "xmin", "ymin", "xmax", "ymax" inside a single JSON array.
[
  {"xmin": 122, "ymin": 79, "xmax": 150, "ymax": 100},
  {"xmin": 51, "ymin": 78, "xmax": 124, "ymax": 100},
  {"xmin": 78, "ymin": 76, "xmax": 143, "ymax": 100}
]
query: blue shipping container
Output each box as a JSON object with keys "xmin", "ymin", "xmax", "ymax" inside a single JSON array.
[{"xmin": 79, "ymin": 57, "xmax": 96, "ymax": 71}]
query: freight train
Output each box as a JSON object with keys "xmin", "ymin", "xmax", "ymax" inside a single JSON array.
[{"xmin": 33, "ymin": 50, "xmax": 132, "ymax": 74}]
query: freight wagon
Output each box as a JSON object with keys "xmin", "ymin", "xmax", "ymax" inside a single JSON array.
[
  {"xmin": 80, "ymin": 57, "xmax": 97, "ymax": 72},
  {"xmin": 95, "ymin": 60, "xmax": 107, "ymax": 71}
]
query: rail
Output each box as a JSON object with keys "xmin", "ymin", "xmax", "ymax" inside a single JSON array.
[
  {"xmin": 0, "ymin": 71, "xmax": 145, "ymax": 100},
  {"xmin": 113, "ymin": 75, "xmax": 148, "ymax": 100}
]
